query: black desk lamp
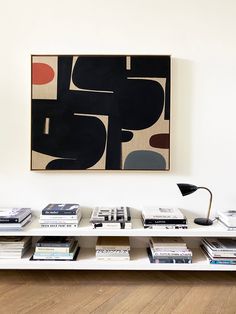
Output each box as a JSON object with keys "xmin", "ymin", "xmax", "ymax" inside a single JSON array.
[{"xmin": 177, "ymin": 183, "xmax": 213, "ymax": 226}]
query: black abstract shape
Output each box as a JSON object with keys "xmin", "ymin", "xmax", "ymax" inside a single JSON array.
[
  {"xmin": 32, "ymin": 114, "xmax": 106, "ymax": 169},
  {"xmin": 130, "ymin": 56, "xmax": 170, "ymax": 120},
  {"xmin": 72, "ymin": 56, "xmax": 126, "ymax": 91},
  {"xmin": 117, "ymin": 79, "xmax": 164, "ymax": 130},
  {"xmin": 121, "ymin": 131, "xmax": 133, "ymax": 142}
]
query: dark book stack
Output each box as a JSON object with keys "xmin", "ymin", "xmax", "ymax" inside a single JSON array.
[
  {"xmin": 0, "ymin": 236, "xmax": 32, "ymax": 258},
  {"xmin": 217, "ymin": 210, "xmax": 236, "ymax": 231},
  {"xmin": 142, "ymin": 207, "xmax": 187, "ymax": 229},
  {"xmin": 32, "ymin": 236, "xmax": 80, "ymax": 261},
  {"xmin": 96, "ymin": 237, "xmax": 130, "ymax": 261},
  {"xmin": 90, "ymin": 207, "xmax": 132, "ymax": 229},
  {"xmin": 147, "ymin": 237, "xmax": 192, "ymax": 264},
  {"xmin": 201, "ymin": 238, "xmax": 236, "ymax": 265},
  {"xmin": 0, "ymin": 208, "xmax": 32, "ymax": 230},
  {"xmin": 39, "ymin": 204, "xmax": 82, "ymax": 228}
]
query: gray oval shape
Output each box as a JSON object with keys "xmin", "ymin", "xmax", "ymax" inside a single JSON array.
[{"xmin": 124, "ymin": 150, "xmax": 166, "ymax": 170}]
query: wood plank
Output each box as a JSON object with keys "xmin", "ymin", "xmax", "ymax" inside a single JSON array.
[{"xmin": 0, "ymin": 271, "xmax": 235, "ymax": 314}]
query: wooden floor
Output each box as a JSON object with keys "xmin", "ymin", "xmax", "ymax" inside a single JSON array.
[{"xmin": 0, "ymin": 270, "xmax": 235, "ymax": 313}]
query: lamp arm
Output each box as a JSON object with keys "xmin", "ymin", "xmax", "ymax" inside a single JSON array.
[{"xmin": 197, "ymin": 187, "xmax": 212, "ymax": 220}]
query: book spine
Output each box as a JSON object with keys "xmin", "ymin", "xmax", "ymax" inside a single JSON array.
[
  {"xmin": 42, "ymin": 210, "xmax": 78, "ymax": 215},
  {"xmin": 0, "ymin": 218, "xmax": 19, "ymax": 223},
  {"xmin": 143, "ymin": 219, "xmax": 187, "ymax": 224},
  {"xmin": 35, "ymin": 243, "xmax": 71, "ymax": 247},
  {"xmin": 40, "ymin": 224, "xmax": 78, "ymax": 228}
]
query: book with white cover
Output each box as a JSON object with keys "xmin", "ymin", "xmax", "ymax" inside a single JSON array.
[
  {"xmin": 150, "ymin": 237, "xmax": 187, "ymax": 249},
  {"xmin": 218, "ymin": 210, "xmax": 236, "ymax": 227},
  {"xmin": 202, "ymin": 238, "xmax": 236, "ymax": 252},
  {"xmin": 96, "ymin": 237, "xmax": 130, "ymax": 250},
  {"xmin": 142, "ymin": 207, "xmax": 185, "ymax": 220}
]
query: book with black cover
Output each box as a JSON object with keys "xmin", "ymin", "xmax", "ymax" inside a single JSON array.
[
  {"xmin": 35, "ymin": 236, "xmax": 75, "ymax": 247},
  {"xmin": 42, "ymin": 204, "xmax": 80, "ymax": 215},
  {"xmin": 147, "ymin": 248, "xmax": 192, "ymax": 264}
]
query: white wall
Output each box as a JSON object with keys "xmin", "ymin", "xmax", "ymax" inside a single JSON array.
[{"xmin": 0, "ymin": 0, "xmax": 236, "ymax": 216}]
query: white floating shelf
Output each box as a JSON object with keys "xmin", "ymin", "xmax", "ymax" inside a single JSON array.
[{"xmin": 0, "ymin": 217, "xmax": 235, "ymax": 237}]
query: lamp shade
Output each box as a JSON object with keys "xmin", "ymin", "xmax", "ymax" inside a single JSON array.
[{"xmin": 177, "ymin": 183, "xmax": 198, "ymax": 196}]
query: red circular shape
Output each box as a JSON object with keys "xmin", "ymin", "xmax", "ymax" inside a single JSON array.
[{"xmin": 32, "ymin": 62, "xmax": 55, "ymax": 85}]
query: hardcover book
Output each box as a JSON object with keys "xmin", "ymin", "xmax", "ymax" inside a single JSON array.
[
  {"xmin": 35, "ymin": 236, "xmax": 75, "ymax": 247},
  {"xmin": 202, "ymin": 238, "xmax": 236, "ymax": 252},
  {"xmin": 0, "ymin": 208, "xmax": 31, "ymax": 223},
  {"xmin": 217, "ymin": 210, "xmax": 236, "ymax": 227},
  {"xmin": 142, "ymin": 207, "xmax": 185, "ymax": 221},
  {"xmin": 42, "ymin": 204, "xmax": 80, "ymax": 215},
  {"xmin": 96, "ymin": 237, "xmax": 130, "ymax": 250}
]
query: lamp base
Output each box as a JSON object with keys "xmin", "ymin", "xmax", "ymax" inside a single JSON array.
[{"xmin": 194, "ymin": 217, "xmax": 213, "ymax": 226}]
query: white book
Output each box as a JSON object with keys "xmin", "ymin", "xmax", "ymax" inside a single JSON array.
[
  {"xmin": 150, "ymin": 246, "xmax": 192, "ymax": 257},
  {"xmin": 150, "ymin": 237, "xmax": 187, "ymax": 249},
  {"xmin": 218, "ymin": 210, "xmax": 236, "ymax": 227},
  {"xmin": 96, "ymin": 256, "xmax": 130, "ymax": 261},
  {"xmin": 142, "ymin": 207, "xmax": 184, "ymax": 219}
]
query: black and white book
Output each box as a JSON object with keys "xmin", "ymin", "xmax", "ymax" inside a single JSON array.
[
  {"xmin": 217, "ymin": 210, "xmax": 236, "ymax": 227},
  {"xmin": 36, "ymin": 236, "xmax": 75, "ymax": 248},
  {"xmin": 147, "ymin": 248, "xmax": 192, "ymax": 264},
  {"xmin": 0, "ymin": 214, "xmax": 32, "ymax": 230},
  {"xmin": 42, "ymin": 204, "xmax": 80, "ymax": 215},
  {"xmin": 40, "ymin": 223, "xmax": 78, "ymax": 228},
  {"xmin": 90, "ymin": 207, "xmax": 131, "ymax": 222},
  {"xmin": 142, "ymin": 207, "xmax": 185, "ymax": 220},
  {"xmin": 150, "ymin": 237, "xmax": 187, "ymax": 249},
  {"xmin": 201, "ymin": 238, "xmax": 236, "ymax": 252},
  {"xmin": 218, "ymin": 218, "xmax": 236, "ymax": 231},
  {"xmin": 150, "ymin": 246, "xmax": 192, "ymax": 257},
  {"xmin": 143, "ymin": 222, "xmax": 188, "ymax": 229},
  {"xmin": 96, "ymin": 237, "xmax": 130, "ymax": 251},
  {"xmin": 0, "ymin": 208, "xmax": 31, "ymax": 223}
]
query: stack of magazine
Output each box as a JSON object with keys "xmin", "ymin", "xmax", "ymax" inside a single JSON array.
[
  {"xmin": 39, "ymin": 204, "xmax": 82, "ymax": 228},
  {"xmin": 201, "ymin": 238, "xmax": 236, "ymax": 265},
  {"xmin": 0, "ymin": 236, "xmax": 32, "ymax": 258},
  {"xmin": 217, "ymin": 210, "xmax": 236, "ymax": 231},
  {"xmin": 142, "ymin": 207, "xmax": 187, "ymax": 229},
  {"xmin": 147, "ymin": 237, "xmax": 192, "ymax": 263},
  {"xmin": 0, "ymin": 208, "xmax": 32, "ymax": 230},
  {"xmin": 32, "ymin": 236, "xmax": 80, "ymax": 261},
  {"xmin": 96, "ymin": 237, "xmax": 130, "ymax": 261},
  {"xmin": 90, "ymin": 207, "xmax": 132, "ymax": 229}
]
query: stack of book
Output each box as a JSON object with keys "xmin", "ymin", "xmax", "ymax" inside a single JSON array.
[
  {"xmin": 217, "ymin": 210, "xmax": 236, "ymax": 231},
  {"xmin": 32, "ymin": 236, "xmax": 80, "ymax": 261},
  {"xmin": 142, "ymin": 207, "xmax": 187, "ymax": 229},
  {"xmin": 0, "ymin": 208, "xmax": 32, "ymax": 230},
  {"xmin": 147, "ymin": 237, "xmax": 192, "ymax": 263},
  {"xmin": 201, "ymin": 238, "xmax": 236, "ymax": 265},
  {"xmin": 39, "ymin": 204, "xmax": 82, "ymax": 228},
  {"xmin": 90, "ymin": 207, "xmax": 132, "ymax": 229},
  {"xmin": 0, "ymin": 236, "xmax": 32, "ymax": 258},
  {"xmin": 96, "ymin": 237, "xmax": 130, "ymax": 261}
]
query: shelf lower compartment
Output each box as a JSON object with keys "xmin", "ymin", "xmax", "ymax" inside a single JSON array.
[{"xmin": 0, "ymin": 248, "xmax": 235, "ymax": 271}]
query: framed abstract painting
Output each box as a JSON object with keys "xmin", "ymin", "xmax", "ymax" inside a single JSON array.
[{"xmin": 31, "ymin": 55, "xmax": 171, "ymax": 170}]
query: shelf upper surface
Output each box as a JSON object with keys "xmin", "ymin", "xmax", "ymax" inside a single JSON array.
[{"xmin": 0, "ymin": 216, "xmax": 234, "ymax": 237}]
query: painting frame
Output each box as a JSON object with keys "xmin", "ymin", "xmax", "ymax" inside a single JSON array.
[{"xmin": 31, "ymin": 54, "xmax": 171, "ymax": 171}]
